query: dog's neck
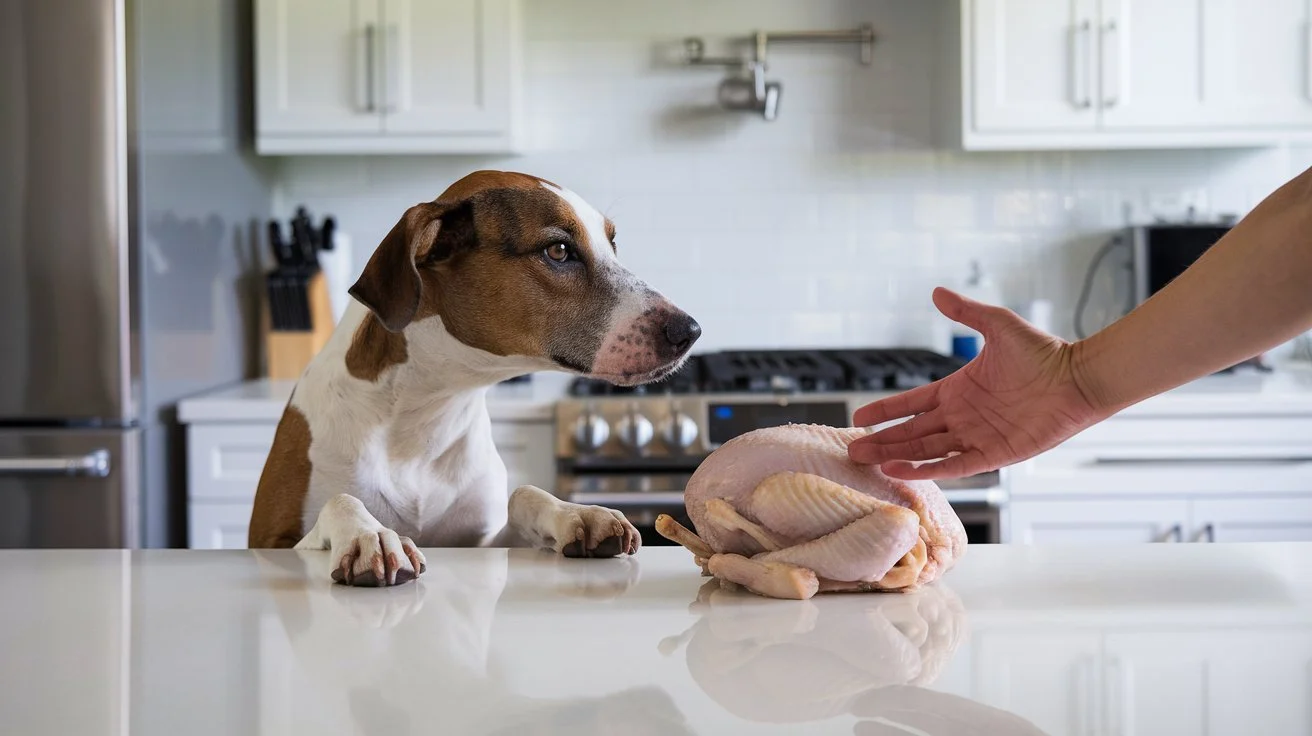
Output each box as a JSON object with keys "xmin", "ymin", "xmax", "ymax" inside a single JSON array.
[{"xmin": 382, "ymin": 317, "xmax": 551, "ymax": 462}]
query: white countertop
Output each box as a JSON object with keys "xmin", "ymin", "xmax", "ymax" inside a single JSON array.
[
  {"xmin": 177, "ymin": 371, "xmax": 576, "ymax": 423},
  {"xmin": 1115, "ymin": 360, "xmax": 1312, "ymax": 416},
  {"xmin": 3, "ymin": 542, "xmax": 1311, "ymax": 735},
  {"xmin": 176, "ymin": 362, "xmax": 1312, "ymax": 426}
]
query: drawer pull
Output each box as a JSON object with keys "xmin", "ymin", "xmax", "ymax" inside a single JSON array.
[
  {"xmin": 1156, "ymin": 524, "xmax": 1182, "ymax": 543},
  {"xmin": 1093, "ymin": 457, "xmax": 1312, "ymax": 466}
]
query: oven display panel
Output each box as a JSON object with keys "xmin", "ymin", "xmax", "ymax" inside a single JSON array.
[{"xmin": 707, "ymin": 402, "xmax": 850, "ymax": 445}]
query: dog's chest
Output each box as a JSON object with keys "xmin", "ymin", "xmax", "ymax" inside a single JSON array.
[{"xmin": 354, "ymin": 423, "xmax": 507, "ymax": 541}]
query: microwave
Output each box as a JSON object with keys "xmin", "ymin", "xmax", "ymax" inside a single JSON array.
[{"xmin": 1128, "ymin": 222, "xmax": 1233, "ymax": 305}]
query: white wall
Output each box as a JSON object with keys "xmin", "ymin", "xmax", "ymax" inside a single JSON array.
[{"xmin": 270, "ymin": 0, "xmax": 1312, "ymax": 353}]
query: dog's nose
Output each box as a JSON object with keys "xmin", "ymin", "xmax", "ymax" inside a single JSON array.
[{"xmin": 664, "ymin": 314, "xmax": 702, "ymax": 352}]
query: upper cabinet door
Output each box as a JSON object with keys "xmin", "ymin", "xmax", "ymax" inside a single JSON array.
[
  {"xmin": 1096, "ymin": 0, "xmax": 1209, "ymax": 130},
  {"xmin": 378, "ymin": 0, "xmax": 517, "ymax": 136},
  {"xmin": 1198, "ymin": 0, "xmax": 1312, "ymax": 128},
  {"xmin": 255, "ymin": 0, "xmax": 381, "ymax": 135},
  {"xmin": 970, "ymin": 0, "xmax": 1099, "ymax": 132}
]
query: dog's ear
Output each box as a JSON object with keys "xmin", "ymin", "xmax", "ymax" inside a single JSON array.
[{"xmin": 348, "ymin": 199, "xmax": 474, "ymax": 333}]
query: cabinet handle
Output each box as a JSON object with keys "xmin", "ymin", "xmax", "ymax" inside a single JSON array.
[
  {"xmin": 1306, "ymin": 21, "xmax": 1312, "ymax": 101},
  {"xmin": 1071, "ymin": 20, "xmax": 1093, "ymax": 108},
  {"xmin": 1073, "ymin": 656, "xmax": 1092, "ymax": 735},
  {"xmin": 1093, "ymin": 456, "xmax": 1312, "ymax": 466},
  {"xmin": 1100, "ymin": 19, "xmax": 1118, "ymax": 107},
  {"xmin": 1106, "ymin": 657, "xmax": 1128, "ymax": 736},
  {"xmin": 1157, "ymin": 523, "xmax": 1182, "ymax": 543},
  {"xmin": 381, "ymin": 24, "xmax": 400, "ymax": 113},
  {"xmin": 0, "ymin": 450, "xmax": 110, "ymax": 478},
  {"xmin": 362, "ymin": 24, "xmax": 377, "ymax": 112}
]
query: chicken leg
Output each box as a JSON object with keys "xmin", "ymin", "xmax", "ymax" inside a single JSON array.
[{"xmin": 656, "ymin": 471, "xmax": 929, "ymax": 599}]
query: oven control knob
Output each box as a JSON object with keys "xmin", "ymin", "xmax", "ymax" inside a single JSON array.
[
  {"xmin": 572, "ymin": 410, "xmax": 610, "ymax": 451},
  {"xmin": 616, "ymin": 409, "xmax": 655, "ymax": 452},
  {"xmin": 661, "ymin": 411, "xmax": 699, "ymax": 451}
]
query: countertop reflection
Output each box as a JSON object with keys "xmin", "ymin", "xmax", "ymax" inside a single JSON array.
[{"xmin": 1, "ymin": 542, "xmax": 1310, "ymax": 735}]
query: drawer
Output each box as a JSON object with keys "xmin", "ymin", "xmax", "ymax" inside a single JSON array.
[
  {"xmin": 1014, "ymin": 445, "xmax": 1312, "ymax": 498},
  {"xmin": 186, "ymin": 423, "xmax": 277, "ymax": 502},
  {"xmin": 1008, "ymin": 499, "xmax": 1191, "ymax": 545},
  {"xmin": 1064, "ymin": 416, "xmax": 1312, "ymax": 448}
]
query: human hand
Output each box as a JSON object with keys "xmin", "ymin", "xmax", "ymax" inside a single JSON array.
[{"xmin": 847, "ymin": 287, "xmax": 1106, "ymax": 480}]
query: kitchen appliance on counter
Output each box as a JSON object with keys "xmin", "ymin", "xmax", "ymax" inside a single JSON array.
[
  {"xmin": 555, "ymin": 348, "xmax": 1007, "ymax": 547},
  {"xmin": 1127, "ymin": 221, "xmax": 1234, "ymax": 306},
  {"xmin": 1076, "ymin": 219, "xmax": 1236, "ymax": 340},
  {"xmin": 0, "ymin": 0, "xmax": 271, "ymax": 548}
]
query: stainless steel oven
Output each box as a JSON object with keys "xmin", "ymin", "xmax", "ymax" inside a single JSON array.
[{"xmin": 554, "ymin": 349, "xmax": 1008, "ymax": 547}]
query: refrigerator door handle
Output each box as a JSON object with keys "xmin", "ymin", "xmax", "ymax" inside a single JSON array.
[{"xmin": 0, "ymin": 449, "xmax": 111, "ymax": 477}]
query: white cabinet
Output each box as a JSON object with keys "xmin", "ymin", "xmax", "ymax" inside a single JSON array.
[
  {"xmin": 1189, "ymin": 496, "xmax": 1312, "ymax": 542},
  {"xmin": 974, "ymin": 626, "xmax": 1312, "ymax": 735},
  {"xmin": 1095, "ymin": 0, "xmax": 1209, "ymax": 131},
  {"xmin": 969, "ymin": 0, "xmax": 1098, "ymax": 133},
  {"xmin": 1009, "ymin": 499, "xmax": 1189, "ymax": 545},
  {"xmin": 973, "ymin": 629, "xmax": 1104, "ymax": 735},
  {"xmin": 377, "ymin": 0, "xmax": 517, "ymax": 136},
  {"xmin": 1005, "ymin": 406, "xmax": 1312, "ymax": 545},
  {"xmin": 185, "ymin": 417, "xmax": 553, "ymax": 549},
  {"xmin": 254, "ymin": 0, "xmax": 522, "ymax": 154},
  {"xmin": 135, "ymin": 0, "xmax": 232, "ymax": 152},
  {"xmin": 255, "ymin": 0, "xmax": 381, "ymax": 137},
  {"xmin": 490, "ymin": 421, "xmax": 554, "ymax": 495},
  {"xmin": 1103, "ymin": 629, "xmax": 1312, "ymax": 735},
  {"xmin": 1011, "ymin": 495, "xmax": 1312, "ymax": 546},
  {"xmin": 1198, "ymin": 0, "xmax": 1312, "ymax": 128},
  {"xmin": 948, "ymin": 0, "xmax": 1312, "ymax": 149}
]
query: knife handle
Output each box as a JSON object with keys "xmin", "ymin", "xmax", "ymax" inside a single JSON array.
[
  {"xmin": 268, "ymin": 220, "xmax": 291, "ymax": 266},
  {"xmin": 320, "ymin": 217, "xmax": 336, "ymax": 252}
]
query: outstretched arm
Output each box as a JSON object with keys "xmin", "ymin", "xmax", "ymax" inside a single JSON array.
[
  {"xmin": 1071, "ymin": 165, "xmax": 1312, "ymax": 413},
  {"xmin": 848, "ymin": 166, "xmax": 1312, "ymax": 480}
]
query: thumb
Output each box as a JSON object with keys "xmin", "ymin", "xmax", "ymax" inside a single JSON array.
[{"xmin": 931, "ymin": 286, "xmax": 1007, "ymax": 336}]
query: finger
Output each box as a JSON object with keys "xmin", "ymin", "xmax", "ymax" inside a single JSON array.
[
  {"xmin": 852, "ymin": 383, "xmax": 939, "ymax": 427},
  {"xmin": 849, "ymin": 432, "xmax": 959, "ymax": 466},
  {"xmin": 848, "ymin": 410, "xmax": 945, "ymax": 461},
  {"xmin": 867, "ymin": 410, "xmax": 947, "ymax": 444},
  {"xmin": 881, "ymin": 451, "xmax": 991, "ymax": 481}
]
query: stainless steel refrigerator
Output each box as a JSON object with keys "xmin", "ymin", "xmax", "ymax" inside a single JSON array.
[{"xmin": 0, "ymin": 0, "xmax": 272, "ymax": 548}]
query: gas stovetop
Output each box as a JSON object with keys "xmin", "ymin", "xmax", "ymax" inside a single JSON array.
[{"xmin": 567, "ymin": 348, "xmax": 967, "ymax": 397}]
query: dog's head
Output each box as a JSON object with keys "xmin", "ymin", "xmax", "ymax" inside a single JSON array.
[{"xmin": 348, "ymin": 170, "xmax": 701, "ymax": 385}]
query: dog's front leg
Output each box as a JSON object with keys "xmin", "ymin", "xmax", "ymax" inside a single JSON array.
[
  {"xmin": 497, "ymin": 485, "xmax": 640, "ymax": 558},
  {"xmin": 296, "ymin": 494, "xmax": 427, "ymax": 586}
]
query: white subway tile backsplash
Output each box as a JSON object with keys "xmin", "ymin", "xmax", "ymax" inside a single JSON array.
[
  {"xmin": 272, "ymin": 0, "xmax": 1308, "ymax": 349},
  {"xmin": 912, "ymin": 193, "xmax": 978, "ymax": 231}
]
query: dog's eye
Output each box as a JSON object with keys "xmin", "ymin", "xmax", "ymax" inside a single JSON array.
[{"xmin": 544, "ymin": 243, "xmax": 571, "ymax": 262}]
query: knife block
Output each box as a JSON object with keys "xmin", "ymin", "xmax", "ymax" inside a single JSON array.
[{"xmin": 263, "ymin": 270, "xmax": 336, "ymax": 380}]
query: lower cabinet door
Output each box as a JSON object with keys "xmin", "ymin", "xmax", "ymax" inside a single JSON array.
[
  {"xmin": 189, "ymin": 502, "xmax": 253, "ymax": 549},
  {"xmin": 1008, "ymin": 499, "xmax": 1191, "ymax": 545},
  {"xmin": 972, "ymin": 629, "xmax": 1105, "ymax": 736}
]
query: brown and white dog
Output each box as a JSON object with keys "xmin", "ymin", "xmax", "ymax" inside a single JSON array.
[{"xmin": 247, "ymin": 170, "xmax": 701, "ymax": 586}]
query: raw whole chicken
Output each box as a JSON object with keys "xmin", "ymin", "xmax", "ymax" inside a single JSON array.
[{"xmin": 656, "ymin": 423, "xmax": 968, "ymax": 600}]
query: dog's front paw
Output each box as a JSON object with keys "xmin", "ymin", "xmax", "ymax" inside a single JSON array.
[
  {"xmin": 552, "ymin": 504, "xmax": 640, "ymax": 559},
  {"xmin": 330, "ymin": 529, "xmax": 427, "ymax": 587}
]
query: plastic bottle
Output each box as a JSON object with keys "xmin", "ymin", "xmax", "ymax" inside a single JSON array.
[
  {"xmin": 318, "ymin": 227, "xmax": 353, "ymax": 325},
  {"xmin": 950, "ymin": 260, "xmax": 1002, "ymax": 361}
]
